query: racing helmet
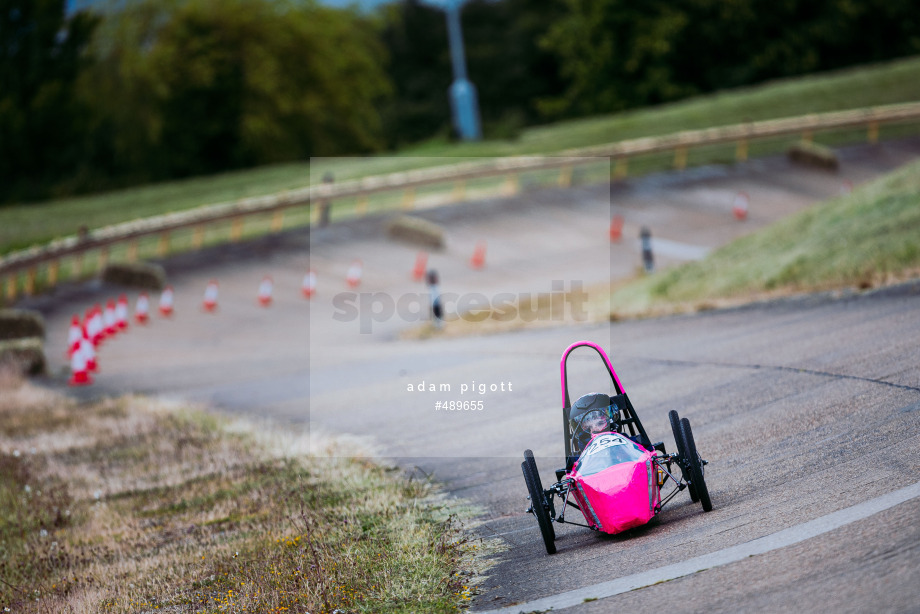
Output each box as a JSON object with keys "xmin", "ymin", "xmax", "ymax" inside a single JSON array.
[{"xmin": 570, "ymin": 392, "xmax": 616, "ymax": 436}]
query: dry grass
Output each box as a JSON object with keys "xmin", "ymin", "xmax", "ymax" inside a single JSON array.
[{"xmin": 0, "ymin": 370, "xmax": 489, "ymax": 613}]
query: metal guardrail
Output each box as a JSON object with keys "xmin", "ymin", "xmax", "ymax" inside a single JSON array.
[{"xmin": 3, "ymin": 101, "xmax": 920, "ymax": 302}]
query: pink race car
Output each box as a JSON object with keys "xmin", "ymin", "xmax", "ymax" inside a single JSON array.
[{"xmin": 521, "ymin": 341, "xmax": 713, "ymax": 554}]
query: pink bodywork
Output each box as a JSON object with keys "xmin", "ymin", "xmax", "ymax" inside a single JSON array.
[{"xmin": 568, "ymin": 433, "xmax": 661, "ymax": 534}]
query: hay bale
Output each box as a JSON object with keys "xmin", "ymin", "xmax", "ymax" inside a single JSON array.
[
  {"xmin": 101, "ymin": 262, "xmax": 167, "ymax": 290},
  {"xmin": 0, "ymin": 337, "xmax": 46, "ymax": 375},
  {"xmin": 0, "ymin": 309, "xmax": 45, "ymax": 341},
  {"xmin": 386, "ymin": 216, "xmax": 445, "ymax": 250},
  {"xmin": 787, "ymin": 141, "xmax": 839, "ymax": 171}
]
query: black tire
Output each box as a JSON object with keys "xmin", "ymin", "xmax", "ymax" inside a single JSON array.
[
  {"xmin": 669, "ymin": 410, "xmax": 698, "ymax": 501},
  {"xmin": 679, "ymin": 418, "xmax": 713, "ymax": 512},
  {"xmin": 522, "ymin": 460, "xmax": 556, "ymax": 554},
  {"xmin": 523, "ymin": 450, "xmax": 554, "ymax": 541}
]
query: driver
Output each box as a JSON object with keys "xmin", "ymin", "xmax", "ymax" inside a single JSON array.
[{"xmin": 569, "ymin": 392, "xmax": 619, "ymax": 455}]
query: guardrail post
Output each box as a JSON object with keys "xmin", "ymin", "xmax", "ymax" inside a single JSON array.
[
  {"xmin": 453, "ymin": 180, "xmax": 466, "ymax": 202},
  {"xmin": 98, "ymin": 247, "xmax": 109, "ymax": 271},
  {"xmin": 401, "ymin": 187, "xmax": 416, "ymax": 210},
  {"xmin": 127, "ymin": 240, "xmax": 138, "ymax": 263},
  {"xmin": 5, "ymin": 275, "xmax": 16, "ymax": 302},
  {"xmin": 319, "ymin": 201, "xmax": 331, "ymax": 226},
  {"xmin": 868, "ymin": 121, "xmax": 879, "ymax": 144},
  {"xmin": 25, "ymin": 267, "xmax": 36, "ymax": 296},
  {"xmin": 736, "ymin": 139, "xmax": 748, "ymax": 162},
  {"xmin": 158, "ymin": 232, "xmax": 171, "ymax": 256},
  {"xmin": 356, "ymin": 194, "xmax": 368, "ymax": 216},
  {"xmin": 72, "ymin": 253, "xmax": 83, "ymax": 278},
  {"xmin": 558, "ymin": 165, "xmax": 573, "ymax": 187},
  {"xmin": 48, "ymin": 260, "xmax": 59, "ymax": 286},
  {"xmin": 802, "ymin": 130, "xmax": 813, "ymax": 144},
  {"xmin": 504, "ymin": 173, "xmax": 519, "ymax": 196},
  {"xmin": 614, "ymin": 157, "xmax": 628, "ymax": 180},
  {"xmin": 193, "ymin": 225, "xmax": 205, "ymax": 250},
  {"xmin": 271, "ymin": 210, "xmax": 285, "ymax": 233},
  {"xmin": 230, "ymin": 219, "xmax": 243, "ymax": 242},
  {"xmin": 674, "ymin": 146, "xmax": 688, "ymax": 171}
]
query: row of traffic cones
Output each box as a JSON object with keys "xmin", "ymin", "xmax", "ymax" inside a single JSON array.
[{"xmin": 67, "ymin": 294, "xmax": 139, "ymax": 386}]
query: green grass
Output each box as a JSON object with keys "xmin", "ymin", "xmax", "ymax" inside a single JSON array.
[
  {"xmin": 609, "ymin": 158, "xmax": 920, "ymax": 317},
  {"xmin": 3, "ymin": 55, "xmax": 920, "ymax": 255},
  {"xmin": 0, "ymin": 377, "xmax": 482, "ymax": 613}
]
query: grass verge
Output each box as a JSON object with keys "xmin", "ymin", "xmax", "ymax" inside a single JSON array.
[
  {"xmin": 608, "ymin": 159, "xmax": 920, "ymax": 318},
  {"xmin": 0, "ymin": 372, "xmax": 487, "ymax": 613},
  {"xmin": 3, "ymin": 55, "xmax": 920, "ymax": 254}
]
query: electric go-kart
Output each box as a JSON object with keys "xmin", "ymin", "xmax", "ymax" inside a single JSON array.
[{"xmin": 521, "ymin": 341, "xmax": 713, "ymax": 554}]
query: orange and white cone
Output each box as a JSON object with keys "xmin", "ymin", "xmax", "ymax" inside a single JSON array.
[
  {"xmin": 90, "ymin": 305, "xmax": 104, "ymax": 345},
  {"xmin": 135, "ymin": 293, "xmax": 150, "ymax": 324},
  {"xmin": 67, "ymin": 315, "xmax": 82, "ymax": 357},
  {"xmin": 609, "ymin": 215, "xmax": 624, "ymax": 242},
  {"xmin": 258, "ymin": 275, "xmax": 273, "ymax": 307},
  {"xmin": 345, "ymin": 260, "xmax": 363, "ymax": 288},
  {"xmin": 203, "ymin": 280, "xmax": 219, "ymax": 312},
  {"xmin": 116, "ymin": 294, "xmax": 129, "ymax": 331},
  {"xmin": 103, "ymin": 300, "xmax": 118, "ymax": 337},
  {"xmin": 412, "ymin": 252, "xmax": 428, "ymax": 282},
  {"xmin": 69, "ymin": 337, "xmax": 93, "ymax": 386},
  {"xmin": 302, "ymin": 270, "xmax": 316, "ymax": 298},
  {"xmin": 732, "ymin": 191, "xmax": 749, "ymax": 221},
  {"xmin": 81, "ymin": 329, "xmax": 98, "ymax": 373},
  {"xmin": 159, "ymin": 286, "xmax": 175, "ymax": 317},
  {"xmin": 470, "ymin": 241, "xmax": 487, "ymax": 270}
]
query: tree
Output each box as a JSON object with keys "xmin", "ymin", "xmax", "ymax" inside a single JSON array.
[{"xmin": 0, "ymin": 0, "xmax": 98, "ymax": 201}]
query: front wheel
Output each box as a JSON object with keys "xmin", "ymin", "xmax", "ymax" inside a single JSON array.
[
  {"xmin": 669, "ymin": 410, "xmax": 697, "ymax": 502},
  {"xmin": 680, "ymin": 418, "xmax": 713, "ymax": 512},
  {"xmin": 522, "ymin": 458, "xmax": 556, "ymax": 554}
]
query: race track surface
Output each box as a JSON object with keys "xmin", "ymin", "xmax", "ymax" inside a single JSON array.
[{"xmin": 24, "ymin": 140, "xmax": 920, "ymax": 612}]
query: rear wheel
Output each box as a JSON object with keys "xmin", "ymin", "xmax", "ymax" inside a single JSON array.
[
  {"xmin": 522, "ymin": 457, "xmax": 556, "ymax": 554},
  {"xmin": 669, "ymin": 410, "xmax": 697, "ymax": 501},
  {"xmin": 680, "ymin": 418, "xmax": 713, "ymax": 512}
]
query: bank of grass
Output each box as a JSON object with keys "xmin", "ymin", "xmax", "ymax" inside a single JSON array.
[
  {"xmin": 3, "ymin": 55, "xmax": 920, "ymax": 254},
  {"xmin": 609, "ymin": 159, "xmax": 920, "ymax": 318},
  {"xmin": 0, "ymin": 373, "xmax": 484, "ymax": 613}
]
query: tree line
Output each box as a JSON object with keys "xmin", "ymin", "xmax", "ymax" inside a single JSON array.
[{"xmin": 2, "ymin": 0, "xmax": 918, "ymax": 203}]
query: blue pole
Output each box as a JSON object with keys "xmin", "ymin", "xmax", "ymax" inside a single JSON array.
[{"xmin": 444, "ymin": 4, "xmax": 481, "ymax": 141}]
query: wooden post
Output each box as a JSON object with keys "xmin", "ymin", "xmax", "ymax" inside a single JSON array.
[
  {"xmin": 5, "ymin": 275, "xmax": 16, "ymax": 302},
  {"xmin": 48, "ymin": 260, "xmax": 59, "ymax": 286},
  {"xmin": 558, "ymin": 165, "xmax": 573, "ymax": 188},
  {"xmin": 230, "ymin": 218, "xmax": 243, "ymax": 242},
  {"xmin": 271, "ymin": 210, "xmax": 285, "ymax": 233},
  {"xmin": 25, "ymin": 268, "xmax": 36, "ymax": 296},
  {"xmin": 674, "ymin": 146, "xmax": 688, "ymax": 171},
  {"xmin": 614, "ymin": 157, "xmax": 628, "ymax": 180},
  {"xmin": 736, "ymin": 139, "xmax": 748, "ymax": 162},
  {"xmin": 72, "ymin": 253, "xmax": 83, "ymax": 278},
  {"xmin": 504, "ymin": 173, "xmax": 519, "ymax": 196},
  {"xmin": 193, "ymin": 225, "xmax": 205, "ymax": 250},
  {"xmin": 453, "ymin": 180, "xmax": 466, "ymax": 202},
  {"xmin": 356, "ymin": 194, "xmax": 368, "ymax": 216},
  {"xmin": 802, "ymin": 130, "xmax": 813, "ymax": 144},
  {"xmin": 98, "ymin": 247, "xmax": 109, "ymax": 271},
  {"xmin": 158, "ymin": 232, "xmax": 171, "ymax": 256},
  {"xmin": 868, "ymin": 121, "xmax": 879, "ymax": 144},
  {"xmin": 401, "ymin": 187, "xmax": 415, "ymax": 210},
  {"xmin": 127, "ymin": 240, "xmax": 139, "ymax": 263}
]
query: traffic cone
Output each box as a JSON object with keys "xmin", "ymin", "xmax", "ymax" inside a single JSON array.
[
  {"xmin": 203, "ymin": 280, "xmax": 219, "ymax": 312},
  {"xmin": 116, "ymin": 294, "xmax": 129, "ymax": 331},
  {"xmin": 302, "ymin": 270, "xmax": 316, "ymax": 298},
  {"xmin": 470, "ymin": 241, "xmax": 487, "ymax": 270},
  {"xmin": 67, "ymin": 315, "xmax": 82, "ymax": 357},
  {"xmin": 81, "ymin": 330, "xmax": 97, "ymax": 373},
  {"xmin": 90, "ymin": 305, "xmax": 104, "ymax": 345},
  {"xmin": 68, "ymin": 338, "xmax": 93, "ymax": 386},
  {"xmin": 345, "ymin": 260, "xmax": 363, "ymax": 288},
  {"xmin": 609, "ymin": 215, "xmax": 624, "ymax": 242},
  {"xmin": 159, "ymin": 286, "xmax": 175, "ymax": 317},
  {"xmin": 258, "ymin": 275, "xmax": 273, "ymax": 307},
  {"xmin": 135, "ymin": 293, "xmax": 150, "ymax": 323},
  {"xmin": 412, "ymin": 252, "xmax": 428, "ymax": 282},
  {"xmin": 103, "ymin": 300, "xmax": 118, "ymax": 337},
  {"xmin": 732, "ymin": 191, "xmax": 749, "ymax": 221}
]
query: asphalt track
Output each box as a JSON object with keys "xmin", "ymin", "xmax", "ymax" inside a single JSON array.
[{"xmin": 26, "ymin": 140, "xmax": 920, "ymax": 613}]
